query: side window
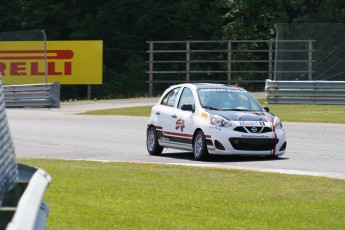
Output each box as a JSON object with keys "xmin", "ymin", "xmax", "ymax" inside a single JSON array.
[
  {"xmin": 161, "ymin": 87, "xmax": 181, "ymax": 107},
  {"xmin": 178, "ymin": 88, "xmax": 195, "ymax": 109},
  {"xmin": 161, "ymin": 93, "xmax": 169, "ymax": 105}
]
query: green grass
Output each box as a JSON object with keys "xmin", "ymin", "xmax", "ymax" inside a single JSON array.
[
  {"xmin": 80, "ymin": 100, "xmax": 345, "ymax": 123},
  {"xmin": 81, "ymin": 105, "xmax": 152, "ymax": 117},
  {"xmin": 258, "ymin": 99, "xmax": 345, "ymax": 123},
  {"xmin": 18, "ymin": 159, "xmax": 345, "ymax": 230}
]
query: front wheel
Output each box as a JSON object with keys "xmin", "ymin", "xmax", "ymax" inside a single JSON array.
[
  {"xmin": 147, "ymin": 127, "xmax": 163, "ymax": 155},
  {"xmin": 193, "ymin": 131, "xmax": 209, "ymax": 161}
]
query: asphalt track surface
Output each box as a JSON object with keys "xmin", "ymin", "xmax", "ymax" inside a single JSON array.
[{"xmin": 6, "ymin": 96, "xmax": 345, "ymax": 180}]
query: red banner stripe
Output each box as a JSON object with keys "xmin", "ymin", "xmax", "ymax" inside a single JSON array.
[{"xmin": 0, "ymin": 50, "xmax": 74, "ymax": 60}]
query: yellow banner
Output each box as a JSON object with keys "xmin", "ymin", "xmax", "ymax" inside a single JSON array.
[{"xmin": 0, "ymin": 40, "xmax": 102, "ymax": 84}]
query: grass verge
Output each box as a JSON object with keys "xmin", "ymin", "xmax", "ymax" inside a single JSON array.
[
  {"xmin": 258, "ymin": 99, "xmax": 345, "ymax": 123},
  {"xmin": 80, "ymin": 100, "xmax": 345, "ymax": 123},
  {"xmin": 81, "ymin": 105, "xmax": 151, "ymax": 117},
  {"xmin": 19, "ymin": 158, "xmax": 345, "ymax": 230}
]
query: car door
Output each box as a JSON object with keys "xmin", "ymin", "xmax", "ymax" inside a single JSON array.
[
  {"xmin": 165, "ymin": 87, "xmax": 196, "ymax": 149},
  {"xmin": 156, "ymin": 87, "xmax": 182, "ymax": 141}
]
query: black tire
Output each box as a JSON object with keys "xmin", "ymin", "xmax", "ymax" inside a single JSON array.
[
  {"xmin": 147, "ymin": 127, "xmax": 163, "ymax": 155},
  {"xmin": 193, "ymin": 130, "xmax": 209, "ymax": 161}
]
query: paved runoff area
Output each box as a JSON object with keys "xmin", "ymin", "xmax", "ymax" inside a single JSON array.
[{"xmin": 6, "ymin": 93, "xmax": 345, "ymax": 180}]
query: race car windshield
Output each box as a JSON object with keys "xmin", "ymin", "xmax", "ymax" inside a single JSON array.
[{"xmin": 197, "ymin": 88, "xmax": 263, "ymax": 111}]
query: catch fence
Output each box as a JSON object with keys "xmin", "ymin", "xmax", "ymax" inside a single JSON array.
[{"xmin": 275, "ymin": 23, "xmax": 345, "ymax": 82}]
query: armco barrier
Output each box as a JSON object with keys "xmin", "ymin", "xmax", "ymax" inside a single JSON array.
[
  {"xmin": 265, "ymin": 79, "xmax": 345, "ymax": 104},
  {"xmin": 3, "ymin": 82, "xmax": 60, "ymax": 108},
  {"xmin": 0, "ymin": 78, "xmax": 52, "ymax": 229}
]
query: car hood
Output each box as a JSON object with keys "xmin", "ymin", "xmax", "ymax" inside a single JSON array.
[{"xmin": 208, "ymin": 110, "xmax": 275, "ymax": 122}]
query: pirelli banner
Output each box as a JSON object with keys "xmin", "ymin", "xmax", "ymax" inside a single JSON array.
[{"xmin": 0, "ymin": 40, "xmax": 102, "ymax": 84}]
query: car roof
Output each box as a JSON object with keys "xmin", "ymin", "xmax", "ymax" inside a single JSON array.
[{"xmin": 169, "ymin": 83, "xmax": 246, "ymax": 91}]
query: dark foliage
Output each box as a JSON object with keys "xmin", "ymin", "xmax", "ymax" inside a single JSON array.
[{"xmin": 1, "ymin": 0, "xmax": 344, "ymax": 99}]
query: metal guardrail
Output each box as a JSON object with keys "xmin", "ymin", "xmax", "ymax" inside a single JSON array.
[
  {"xmin": 3, "ymin": 82, "xmax": 60, "ymax": 108},
  {"xmin": 265, "ymin": 79, "xmax": 345, "ymax": 104}
]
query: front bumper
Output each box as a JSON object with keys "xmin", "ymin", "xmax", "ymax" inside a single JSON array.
[{"xmin": 205, "ymin": 124, "xmax": 287, "ymax": 156}]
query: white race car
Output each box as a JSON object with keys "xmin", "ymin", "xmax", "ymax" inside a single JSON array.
[{"xmin": 146, "ymin": 83, "xmax": 286, "ymax": 160}]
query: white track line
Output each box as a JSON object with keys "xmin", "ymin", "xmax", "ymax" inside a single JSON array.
[{"xmin": 72, "ymin": 159, "xmax": 345, "ymax": 180}]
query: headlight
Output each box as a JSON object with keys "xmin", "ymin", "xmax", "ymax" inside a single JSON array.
[
  {"xmin": 274, "ymin": 117, "xmax": 283, "ymax": 129},
  {"xmin": 210, "ymin": 114, "xmax": 232, "ymax": 127}
]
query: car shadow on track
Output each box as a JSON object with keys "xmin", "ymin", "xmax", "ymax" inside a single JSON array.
[{"xmin": 160, "ymin": 152, "xmax": 289, "ymax": 163}]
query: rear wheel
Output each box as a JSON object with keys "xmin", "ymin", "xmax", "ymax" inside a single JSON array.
[
  {"xmin": 193, "ymin": 131, "xmax": 209, "ymax": 161},
  {"xmin": 147, "ymin": 127, "xmax": 163, "ymax": 155}
]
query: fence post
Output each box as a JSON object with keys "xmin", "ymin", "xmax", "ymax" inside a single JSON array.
[
  {"xmin": 186, "ymin": 41, "xmax": 190, "ymax": 82},
  {"xmin": 87, "ymin": 85, "xmax": 91, "ymax": 100},
  {"xmin": 149, "ymin": 42, "xmax": 154, "ymax": 97},
  {"xmin": 42, "ymin": 30, "xmax": 48, "ymax": 85},
  {"xmin": 227, "ymin": 41, "xmax": 232, "ymax": 84},
  {"xmin": 268, "ymin": 40, "xmax": 273, "ymax": 80},
  {"xmin": 308, "ymin": 40, "xmax": 313, "ymax": 80}
]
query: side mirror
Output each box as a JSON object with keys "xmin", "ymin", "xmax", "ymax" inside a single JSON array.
[
  {"xmin": 263, "ymin": 106, "xmax": 270, "ymax": 113},
  {"xmin": 181, "ymin": 104, "xmax": 194, "ymax": 112}
]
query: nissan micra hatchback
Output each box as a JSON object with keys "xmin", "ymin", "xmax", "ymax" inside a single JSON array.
[{"xmin": 146, "ymin": 83, "xmax": 286, "ymax": 160}]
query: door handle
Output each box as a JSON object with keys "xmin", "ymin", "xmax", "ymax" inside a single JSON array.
[
  {"xmin": 156, "ymin": 112, "xmax": 160, "ymax": 115},
  {"xmin": 172, "ymin": 114, "xmax": 177, "ymax": 118}
]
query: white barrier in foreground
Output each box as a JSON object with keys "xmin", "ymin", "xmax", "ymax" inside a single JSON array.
[{"xmin": 6, "ymin": 166, "xmax": 52, "ymax": 230}]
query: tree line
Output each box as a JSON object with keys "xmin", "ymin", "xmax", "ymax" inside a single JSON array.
[{"xmin": 0, "ymin": 0, "xmax": 344, "ymax": 99}]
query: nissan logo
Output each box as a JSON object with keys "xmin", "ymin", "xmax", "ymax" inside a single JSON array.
[{"xmin": 251, "ymin": 127, "xmax": 258, "ymax": 133}]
